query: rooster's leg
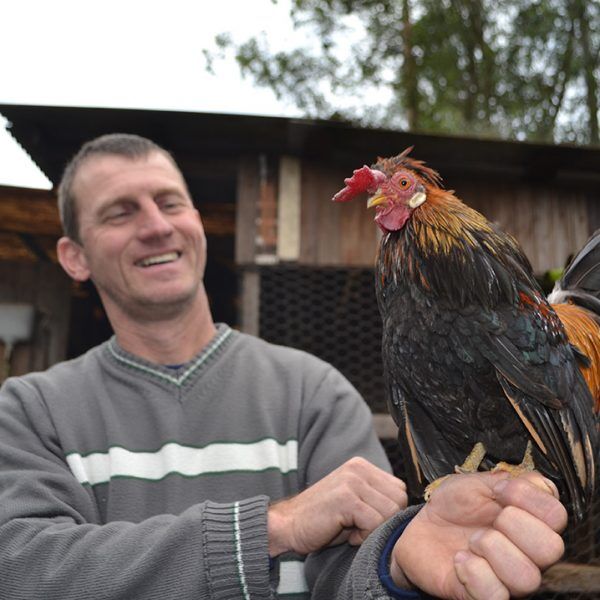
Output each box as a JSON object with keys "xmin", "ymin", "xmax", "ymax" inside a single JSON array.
[
  {"xmin": 424, "ymin": 442, "xmax": 487, "ymax": 500},
  {"xmin": 454, "ymin": 441, "xmax": 487, "ymax": 474},
  {"xmin": 493, "ymin": 440, "xmax": 535, "ymax": 476}
]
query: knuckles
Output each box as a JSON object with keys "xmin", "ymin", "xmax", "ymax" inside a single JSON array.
[
  {"xmin": 469, "ymin": 528, "xmax": 542, "ymax": 596},
  {"xmin": 342, "ymin": 456, "xmax": 372, "ymax": 473}
]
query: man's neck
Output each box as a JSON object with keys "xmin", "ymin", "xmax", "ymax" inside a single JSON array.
[{"xmin": 107, "ymin": 295, "xmax": 218, "ymax": 365}]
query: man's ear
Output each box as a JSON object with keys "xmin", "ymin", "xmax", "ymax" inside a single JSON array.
[{"xmin": 57, "ymin": 236, "xmax": 91, "ymax": 282}]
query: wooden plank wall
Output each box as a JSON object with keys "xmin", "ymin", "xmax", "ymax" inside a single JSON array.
[
  {"xmin": 300, "ymin": 162, "xmax": 379, "ymax": 267},
  {"xmin": 457, "ymin": 180, "xmax": 590, "ymax": 273},
  {"xmin": 586, "ymin": 191, "xmax": 600, "ymax": 234},
  {"xmin": 0, "ymin": 185, "xmax": 61, "ymax": 262},
  {"xmin": 0, "ymin": 262, "xmax": 71, "ymax": 380},
  {"xmin": 292, "ymin": 164, "xmax": 591, "ymax": 272}
]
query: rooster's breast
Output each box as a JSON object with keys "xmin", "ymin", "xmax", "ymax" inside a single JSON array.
[{"xmin": 379, "ymin": 278, "xmax": 534, "ymax": 478}]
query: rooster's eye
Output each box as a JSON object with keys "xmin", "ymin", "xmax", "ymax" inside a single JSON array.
[{"xmin": 399, "ymin": 178, "xmax": 410, "ymax": 188}]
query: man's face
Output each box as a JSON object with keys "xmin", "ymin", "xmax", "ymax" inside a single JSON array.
[{"xmin": 62, "ymin": 151, "xmax": 207, "ymax": 321}]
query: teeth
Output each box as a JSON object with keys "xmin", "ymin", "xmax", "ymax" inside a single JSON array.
[{"xmin": 138, "ymin": 252, "xmax": 179, "ymax": 267}]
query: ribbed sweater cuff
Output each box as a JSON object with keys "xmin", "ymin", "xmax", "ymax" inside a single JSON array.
[{"xmin": 203, "ymin": 496, "xmax": 271, "ymax": 599}]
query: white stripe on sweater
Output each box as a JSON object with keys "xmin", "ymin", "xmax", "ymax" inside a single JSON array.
[
  {"xmin": 66, "ymin": 439, "xmax": 298, "ymax": 486},
  {"xmin": 233, "ymin": 502, "xmax": 251, "ymax": 600}
]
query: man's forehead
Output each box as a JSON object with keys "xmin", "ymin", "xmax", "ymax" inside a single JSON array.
[{"xmin": 73, "ymin": 151, "xmax": 185, "ymax": 199}]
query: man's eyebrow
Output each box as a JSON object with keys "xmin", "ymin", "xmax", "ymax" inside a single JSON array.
[{"xmin": 155, "ymin": 186, "xmax": 188, "ymax": 198}]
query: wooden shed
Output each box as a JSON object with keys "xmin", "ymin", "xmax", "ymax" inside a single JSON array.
[
  {"xmin": 0, "ymin": 184, "xmax": 70, "ymax": 378},
  {"xmin": 1, "ymin": 104, "xmax": 599, "ymax": 420}
]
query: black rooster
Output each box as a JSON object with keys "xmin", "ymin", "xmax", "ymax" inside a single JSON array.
[{"xmin": 333, "ymin": 148, "xmax": 599, "ymax": 521}]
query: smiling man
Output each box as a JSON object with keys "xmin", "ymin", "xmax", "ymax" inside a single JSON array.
[
  {"xmin": 0, "ymin": 134, "xmax": 567, "ymax": 600},
  {"xmin": 57, "ymin": 147, "xmax": 216, "ymax": 361}
]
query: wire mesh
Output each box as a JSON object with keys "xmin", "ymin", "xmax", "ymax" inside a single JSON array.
[
  {"xmin": 256, "ymin": 264, "xmax": 600, "ymax": 599},
  {"xmin": 258, "ymin": 265, "xmax": 386, "ymax": 413}
]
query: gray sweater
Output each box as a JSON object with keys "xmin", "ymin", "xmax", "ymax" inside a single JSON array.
[{"xmin": 0, "ymin": 324, "xmax": 417, "ymax": 599}]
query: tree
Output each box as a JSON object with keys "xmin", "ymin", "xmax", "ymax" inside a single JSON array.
[
  {"xmin": 205, "ymin": 0, "xmax": 600, "ymax": 144},
  {"xmin": 498, "ymin": 0, "xmax": 599, "ymax": 144}
]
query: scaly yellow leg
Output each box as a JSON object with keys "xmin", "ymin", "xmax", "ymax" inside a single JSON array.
[
  {"xmin": 455, "ymin": 441, "xmax": 487, "ymax": 474},
  {"xmin": 424, "ymin": 442, "xmax": 487, "ymax": 500},
  {"xmin": 493, "ymin": 440, "xmax": 535, "ymax": 476}
]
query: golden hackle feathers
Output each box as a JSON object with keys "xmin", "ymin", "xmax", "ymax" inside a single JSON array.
[{"xmin": 410, "ymin": 188, "xmax": 495, "ymax": 255}]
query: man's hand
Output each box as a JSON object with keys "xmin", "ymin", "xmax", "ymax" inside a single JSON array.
[
  {"xmin": 391, "ymin": 471, "xmax": 568, "ymax": 599},
  {"xmin": 268, "ymin": 457, "xmax": 407, "ymax": 556}
]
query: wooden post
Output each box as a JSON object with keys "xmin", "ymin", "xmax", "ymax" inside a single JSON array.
[
  {"xmin": 277, "ymin": 156, "xmax": 301, "ymax": 262},
  {"xmin": 239, "ymin": 269, "xmax": 260, "ymax": 336}
]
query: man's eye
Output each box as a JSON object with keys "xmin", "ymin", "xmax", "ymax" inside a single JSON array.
[
  {"xmin": 105, "ymin": 208, "xmax": 130, "ymax": 221},
  {"xmin": 161, "ymin": 197, "xmax": 185, "ymax": 211}
]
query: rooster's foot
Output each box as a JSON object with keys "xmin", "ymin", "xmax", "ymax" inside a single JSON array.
[
  {"xmin": 423, "ymin": 475, "xmax": 451, "ymax": 501},
  {"xmin": 424, "ymin": 442, "xmax": 487, "ymax": 501},
  {"xmin": 454, "ymin": 442, "xmax": 487, "ymax": 475},
  {"xmin": 493, "ymin": 440, "xmax": 535, "ymax": 477}
]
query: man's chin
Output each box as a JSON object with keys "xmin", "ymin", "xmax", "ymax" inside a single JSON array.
[
  {"xmin": 98, "ymin": 280, "xmax": 202, "ymax": 323},
  {"xmin": 140, "ymin": 294, "xmax": 195, "ymax": 315},
  {"xmin": 116, "ymin": 291, "xmax": 197, "ymax": 322}
]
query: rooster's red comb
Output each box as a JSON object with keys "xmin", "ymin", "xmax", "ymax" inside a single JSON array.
[{"xmin": 332, "ymin": 166, "xmax": 387, "ymax": 202}]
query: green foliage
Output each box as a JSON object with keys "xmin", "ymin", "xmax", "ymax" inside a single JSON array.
[{"xmin": 205, "ymin": 0, "xmax": 600, "ymax": 144}]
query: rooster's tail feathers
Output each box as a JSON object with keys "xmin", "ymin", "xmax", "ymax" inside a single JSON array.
[{"xmin": 548, "ymin": 230, "xmax": 600, "ymax": 319}]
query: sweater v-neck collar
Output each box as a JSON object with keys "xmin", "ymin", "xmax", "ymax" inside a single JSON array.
[{"xmin": 106, "ymin": 323, "xmax": 234, "ymax": 387}]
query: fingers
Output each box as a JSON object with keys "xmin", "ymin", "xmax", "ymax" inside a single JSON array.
[
  {"xmin": 355, "ymin": 474, "xmax": 408, "ymax": 518},
  {"xmin": 334, "ymin": 457, "xmax": 408, "ymax": 519},
  {"xmin": 467, "ymin": 527, "xmax": 542, "ymax": 597},
  {"xmin": 336, "ymin": 459, "xmax": 408, "ymax": 543},
  {"xmin": 350, "ymin": 457, "xmax": 407, "ymax": 506},
  {"xmin": 516, "ymin": 471, "xmax": 560, "ymax": 498},
  {"xmin": 492, "ymin": 475, "xmax": 568, "ymax": 533},
  {"xmin": 454, "ymin": 550, "xmax": 509, "ymax": 600},
  {"xmin": 268, "ymin": 457, "xmax": 407, "ymax": 555},
  {"xmin": 459, "ymin": 476, "xmax": 566, "ymax": 599},
  {"xmin": 391, "ymin": 471, "xmax": 567, "ymax": 600},
  {"xmin": 494, "ymin": 506, "xmax": 565, "ymax": 570},
  {"xmin": 345, "ymin": 488, "xmax": 407, "ymax": 545}
]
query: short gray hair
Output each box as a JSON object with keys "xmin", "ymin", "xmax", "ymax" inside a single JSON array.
[{"xmin": 57, "ymin": 133, "xmax": 181, "ymax": 242}]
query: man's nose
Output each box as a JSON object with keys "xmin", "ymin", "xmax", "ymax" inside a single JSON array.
[{"xmin": 137, "ymin": 204, "xmax": 174, "ymax": 239}]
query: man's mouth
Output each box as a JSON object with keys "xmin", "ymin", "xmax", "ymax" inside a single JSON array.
[{"xmin": 136, "ymin": 252, "xmax": 181, "ymax": 267}]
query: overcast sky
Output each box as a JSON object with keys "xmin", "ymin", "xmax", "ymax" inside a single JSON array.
[{"xmin": 0, "ymin": 0, "xmax": 300, "ymax": 188}]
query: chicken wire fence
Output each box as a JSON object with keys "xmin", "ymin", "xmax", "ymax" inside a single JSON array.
[{"xmin": 252, "ymin": 264, "xmax": 600, "ymax": 599}]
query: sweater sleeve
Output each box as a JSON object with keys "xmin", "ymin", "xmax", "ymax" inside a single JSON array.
[
  {"xmin": 297, "ymin": 363, "xmax": 420, "ymax": 598},
  {"xmin": 305, "ymin": 506, "xmax": 431, "ymax": 599},
  {"xmin": 0, "ymin": 377, "xmax": 275, "ymax": 600},
  {"xmin": 297, "ymin": 364, "xmax": 393, "ymax": 486}
]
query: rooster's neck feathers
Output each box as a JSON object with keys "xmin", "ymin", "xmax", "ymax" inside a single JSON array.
[{"xmin": 376, "ymin": 187, "xmax": 535, "ymax": 310}]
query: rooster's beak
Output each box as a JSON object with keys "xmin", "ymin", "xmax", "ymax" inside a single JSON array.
[{"xmin": 367, "ymin": 193, "xmax": 386, "ymax": 209}]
